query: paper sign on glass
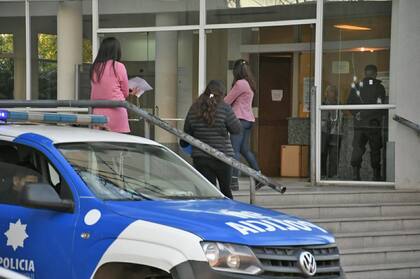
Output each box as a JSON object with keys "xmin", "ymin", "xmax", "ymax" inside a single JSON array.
[
  {"xmin": 128, "ymin": 77, "xmax": 153, "ymax": 97},
  {"xmin": 271, "ymin": 89, "xmax": 283, "ymax": 101}
]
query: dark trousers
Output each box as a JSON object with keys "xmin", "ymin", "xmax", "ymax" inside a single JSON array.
[
  {"xmin": 321, "ymin": 133, "xmax": 342, "ymax": 177},
  {"xmin": 230, "ymin": 120, "xmax": 259, "ymax": 178},
  {"xmin": 193, "ymin": 157, "xmax": 233, "ymax": 199},
  {"xmin": 351, "ymin": 127, "xmax": 383, "ymax": 169}
]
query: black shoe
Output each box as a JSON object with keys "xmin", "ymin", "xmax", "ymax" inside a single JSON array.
[
  {"xmin": 352, "ymin": 167, "xmax": 361, "ymax": 181},
  {"xmin": 230, "ymin": 177, "xmax": 239, "ymax": 191}
]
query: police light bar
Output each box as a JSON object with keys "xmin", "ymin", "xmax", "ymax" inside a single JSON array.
[
  {"xmin": 0, "ymin": 110, "xmax": 107, "ymax": 125},
  {"xmin": 0, "ymin": 110, "xmax": 9, "ymax": 121}
]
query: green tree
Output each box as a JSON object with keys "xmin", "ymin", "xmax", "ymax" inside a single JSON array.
[
  {"xmin": 0, "ymin": 34, "xmax": 13, "ymax": 54},
  {"xmin": 0, "ymin": 34, "xmax": 14, "ymax": 99},
  {"xmin": 38, "ymin": 33, "xmax": 57, "ymax": 60}
]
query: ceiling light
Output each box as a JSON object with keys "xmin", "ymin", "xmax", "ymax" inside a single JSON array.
[{"xmin": 334, "ymin": 24, "xmax": 371, "ymax": 31}]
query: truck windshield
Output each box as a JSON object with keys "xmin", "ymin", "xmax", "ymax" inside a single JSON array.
[{"xmin": 57, "ymin": 142, "xmax": 224, "ymax": 200}]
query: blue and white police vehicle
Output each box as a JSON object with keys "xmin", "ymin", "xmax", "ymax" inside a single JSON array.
[{"xmin": 0, "ymin": 111, "xmax": 343, "ymax": 279}]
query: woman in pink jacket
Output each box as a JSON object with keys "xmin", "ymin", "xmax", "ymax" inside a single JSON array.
[
  {"xmin": 90, "ymin": 37, "xmax": 137, "ymax": 133},
  {"xmin": 224, "ymin": 59, "xmax": 260, "ymax": 190}
]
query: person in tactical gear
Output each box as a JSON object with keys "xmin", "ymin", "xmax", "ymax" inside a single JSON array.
[{"xmin": 347, "ymin": 64, "xmax": 386, "ymax": 181}]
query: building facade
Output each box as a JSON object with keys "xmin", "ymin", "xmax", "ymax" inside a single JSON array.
[{"xmin": 0, "ymin": 0, "xmax": 419, "ymax": 188}]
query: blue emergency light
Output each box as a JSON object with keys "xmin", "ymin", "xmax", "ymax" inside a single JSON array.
[
  {"xmin": 0, "ymin": 109, "xmax": 107, "ymax": 125},
  {"xmin": 0, "ymin": 110, "xmax": 9, "ymax": 121}
]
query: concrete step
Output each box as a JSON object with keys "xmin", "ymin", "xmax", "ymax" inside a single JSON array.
[
  {"xmin": 340, "ymin": 245, "xmax": 420, "ymax": 266},
  {"xmin": 335, "ymin": 230, "xmax": 420, "ymax": 250},
  {"xmin": 344, "ymin": 262, "xmax": 420, "ymax": 279},
  {"xmin": 269, "ymin": 202, "xmax": 420, "ymax": 219},
  {"xmin": 234, "ymin": 189, "xmax": 420, "ymax": 206},
  {"xmin": 313, "ymin": 216, "xmax": 420, "ymax": 234}
]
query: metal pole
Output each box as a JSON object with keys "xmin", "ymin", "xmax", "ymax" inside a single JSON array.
[
  {"xmin": 393, "ymin": 115, "xmax": 420, "ymax": 135},
  {"xmin": 74, "ymin": 64, "xmax": 79, "ymax": 100},
  {"xmin": 249, "ymin": 177, "xmax": 256, "ymax": 204},
  {"xmin": 310, "ymin": 85, "xmax": 316, "ymax": 186},
  {"xmin": 144, "ymin": 119, "xmax": 150, "ymax": 139},
  {"xmin": 0, "ymin": 100, "xmax": 286, "ymax": 194}
]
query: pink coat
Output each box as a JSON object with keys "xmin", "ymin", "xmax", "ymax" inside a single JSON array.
[
  {"xmin": 224, "ymin": 79, "xmax": 255, "ymax": 122},
  {"xmin": 90, "ymin": 60, "xmax": 130, "ymax": 133}
]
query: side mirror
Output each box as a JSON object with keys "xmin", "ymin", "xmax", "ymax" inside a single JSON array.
[{"xmin": 20, "ymin": 183, "xmax": 74, "ymax": 213}]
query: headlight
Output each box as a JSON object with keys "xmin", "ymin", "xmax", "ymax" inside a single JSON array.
[{"xmin": 201, "ymin": 242, "xmax": 263, "ymax": 275}]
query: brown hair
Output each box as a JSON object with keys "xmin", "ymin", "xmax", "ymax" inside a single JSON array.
[
  {"xmin": 193, "ymin": 80, "xmax": 226, "ymax": 126},
  {"xmin": 232, "ymin": 59, "xmax": 256, "ymax": 93}
]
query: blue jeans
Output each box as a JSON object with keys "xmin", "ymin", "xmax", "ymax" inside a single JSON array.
[{"xmin": 230, "ymin": 119, "xmax": 259, "ymax": 177}]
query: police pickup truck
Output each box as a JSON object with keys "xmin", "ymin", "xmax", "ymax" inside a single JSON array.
[{"xmin": 0, "ymin": 115, "xmax": 343, "ymax": 278}]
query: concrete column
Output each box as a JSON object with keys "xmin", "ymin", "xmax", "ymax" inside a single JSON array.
[
  {"xmin": 155, "ymin": 13, "xmax": 178, "ymax": 144},
  {"xmin": 389, "ymin": 0, "xmax": 420, "ymax": 189},
  {"xmin": 57, "ymin": 1, "xmax": 82, "ymax": 100},
  {"xmin": 14, "ymin": 23, "xmax": 26, "ymax": 100}
]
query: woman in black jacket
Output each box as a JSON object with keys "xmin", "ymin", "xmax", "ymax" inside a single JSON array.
[{"xmin": 184, "ymin": 80, "xmax": 241, "ymax": 199}]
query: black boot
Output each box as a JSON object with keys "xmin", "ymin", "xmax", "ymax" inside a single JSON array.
[
  {"xmin": 230, "ymin": 177, "xmax": 239, "ymax": 191},
  {"xmin": 352, "ymin": 167, "xmax": 361, "ymax": 181},
  {"xmin": 373, "ymin": 167, "xmax": 381, "ymax": 181}
]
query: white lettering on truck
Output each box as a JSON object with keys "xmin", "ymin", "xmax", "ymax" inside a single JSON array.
[
  {"xmin": 0, "ymin": 257, "xmax": 35, "ymax": 272},
  {"xmin": 226, "ymin": 219, "xmax": 328, "ymax": 235}
]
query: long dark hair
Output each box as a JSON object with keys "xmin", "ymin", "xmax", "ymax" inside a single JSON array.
[
  {"xmin": 193, "ymin": 80, "xmax": 226, "ymax": 126},
  {"xmin": 232, "ymin": 59, "xmax": 256, "ymax": 93},
  {"xmin": 90, "ymin": 37, "xmax": 122, "ymax": 83}
]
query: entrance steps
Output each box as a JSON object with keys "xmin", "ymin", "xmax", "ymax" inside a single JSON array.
[{"xmin": 233, "ymin": 181, "xmax": 420, "ymax": 279}]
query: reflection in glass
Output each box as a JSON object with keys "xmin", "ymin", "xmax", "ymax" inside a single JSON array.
[
  {"xmin": 321, "ymin": 85, "xmax": 343, "ymax": 179},
  {"xmin": 99, "ymin": 0, "xmax": 199, "ymax": 28},
  {"xmin": 321, "ymin": 108, "xmax": 390, "ymax": 182},
  {"xmin": 207, "ymin": 0, "xmax": 316, "ymax": 24},
  {"xmin": 58, "ymin": 142, "xmax": 223, "ymax": 200},
  {"xmin": 322, "ymin": 0, "xmax": 392, "ymax": 105}
]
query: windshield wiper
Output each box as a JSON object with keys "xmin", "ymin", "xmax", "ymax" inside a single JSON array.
[{"xmin": 121, "ymin": 187, "xmax": 152, "ymax": 201}]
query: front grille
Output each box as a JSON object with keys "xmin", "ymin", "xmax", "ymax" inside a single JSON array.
[{"xmin": 251, "ymin": 244, "xmax": 342, "ymax": 279}]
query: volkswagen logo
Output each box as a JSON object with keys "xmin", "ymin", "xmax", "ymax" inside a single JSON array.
[{"xmin": 298, "ymin": 251, "xmax": 317, "ymax": 277}]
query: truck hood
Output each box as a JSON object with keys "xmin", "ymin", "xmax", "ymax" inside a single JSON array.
[{"xmin": 105, "ymin": 199, "xmax": 335, "ymax": 246}]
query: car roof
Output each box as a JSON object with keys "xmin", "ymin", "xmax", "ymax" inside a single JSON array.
[{"xmin": 0, "ymin": 124, "xmax": 160, "ymax": 145}]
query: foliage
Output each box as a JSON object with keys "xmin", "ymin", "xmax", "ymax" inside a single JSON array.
[
  {"xmin": 83, "ymin": 38, "xmax": 92, "ymax": 63},
  {"xmin": 0, "ymin": 34, "xmax": 13, "ymax": 54},
  {"xmin": 0, "ymin": 58, "xmax": 14, "ymax": 99},
  {"xmin": 38, "ymin": 33, "xmax": 57, "ymax": 60}
]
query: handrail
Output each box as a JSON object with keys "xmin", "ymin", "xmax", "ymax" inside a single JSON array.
[
  {"xmin": 393, "ymin": 114, "xmax": 420, "ymax": 135},
  {"xmin": 0, "ymin": 100, "xmax": 286, "ymax": 202}
]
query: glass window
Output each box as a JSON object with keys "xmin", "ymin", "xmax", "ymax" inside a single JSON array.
[
  {"xmin": 99, "ymin": 0, "xmax": 199, "ymax": 28},
  {"xmin": 322, "ymin": 0, "xmax": 392, "ymax": 106},
  {"xmin": 58, "ymin": 142, "xmax": 224, "ymax": 200},
  {"xmin": 37, "ymin": 33, "xmax": 58, "ymax": 100},
  {"xmin": 76, "ymin": 0, "xmax": 94, "ymax": 100},
  {"xmin": 0, "ymin": 2, "xmax": 26, "ymax": 100},
  {"xmin": 97, "ymin": 31, "xmax": 198, "ymax": 139},
  {"xmin": 0, "ymin": 142, "xmax": 73, "ymax": 205},
  {"xmin": 206, "ymin": 0, "xmax": 316, "ymax": 25},
  {"xmin": 320, "ymin": 108, "xmax": 393, "ymax": 182},
  {"xmin": 31, "ymin": 0, "xmax": 92, "ymax": 100},
  {"xmin": 206, "ymin": 25, "xmax": 315, "ymax": 177},
  {"xmin": 30, "ymin": 1, "xmax": 59, "ymax": 100},
  {"xmin": 321, "ymin": 0, "xmax": 393, "ymax": 183}
]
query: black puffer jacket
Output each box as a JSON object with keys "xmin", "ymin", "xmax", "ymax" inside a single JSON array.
[
  {"xmin": 183, "ymin": 102, "xmax": 241, "ymax": 158},
  {"xmin": 347, "ymin": 77, "xmax": 387, "ymax": 128}
]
